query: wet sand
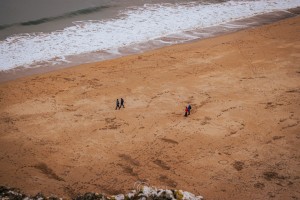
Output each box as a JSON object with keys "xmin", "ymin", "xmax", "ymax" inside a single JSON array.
[
  {"xmin": 2, "ymin": 8, "xmax": 300, "ymax": 84},
  {"xmin": 0, "ymin": 16, "xmax": 300, "ymax": 199}
]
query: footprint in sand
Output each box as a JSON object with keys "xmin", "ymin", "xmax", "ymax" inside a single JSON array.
[
  {"xmin": 154, "ymin": 159, "xmax": 170, "ymax": 170},
  {"xmin": 232, "ymin": 161, "xmax": 245, "ymax": 171},
  {"xmin": 158, "ymin": 175, "xmax": 177, "ymax": 188},
  {"xmin": 34, "ymin": 162, "xmax": 64, "ymax": 182},
  {"xmin": 119, "ymin": 154, "xmax": 140, "ymax": 166},
  {"xmin": 160, "ymin": 138, "xmax": 179, "ymax": 145}
]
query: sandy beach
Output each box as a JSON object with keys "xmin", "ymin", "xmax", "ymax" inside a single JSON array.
[{"xmin": 0, "ymin": 16, "xmax": 300, "ymax": 199}]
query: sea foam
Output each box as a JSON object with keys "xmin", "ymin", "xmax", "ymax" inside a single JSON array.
[{"xmin": 0, "ymin": 0, "xmax": 300, "ymax": 71}]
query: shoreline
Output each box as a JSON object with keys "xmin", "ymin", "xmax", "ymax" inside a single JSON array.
[
  {"xmin": 0, "ymin": 16, "xmax": 299, "ymax": 199},
  {"xmin": 1, "ymin": 7, "xmax": 300, "ymax": 83}
]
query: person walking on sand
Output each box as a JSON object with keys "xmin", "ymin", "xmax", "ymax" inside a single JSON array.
[
  {"xmin": 188, "ymin": 104, "xmax": 192, "ymax": 115},
  {"xmin": 184, "ymin": 106, "xmax": 188, "ymax": 117},
  {"xmin": 120, "ymin": 98, "xmax": 125, "ymax": 108},
  {"xmin": 116, "ymin": 99, "xmax": 120, "ymax": 110}
]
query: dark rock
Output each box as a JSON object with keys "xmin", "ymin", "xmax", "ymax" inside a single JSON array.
[{"xmin": 74, "ymin": 192, "xmax": 104, "ymax": 200}]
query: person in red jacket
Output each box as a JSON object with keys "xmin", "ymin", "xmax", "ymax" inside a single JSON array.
[{"xmin": 184, "ymin": 106, "xmax": 188, "ymax": 117}]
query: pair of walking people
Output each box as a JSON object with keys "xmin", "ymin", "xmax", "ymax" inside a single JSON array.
[
  {"xmin": 116, "ymin": 98, "xmax": 125, "ymax": 110},
  {"xmin": 185, "ymin": 104, "xmax": 192, "ymax": 117}
]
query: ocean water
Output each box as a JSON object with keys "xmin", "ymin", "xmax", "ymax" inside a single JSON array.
[{"xmin": 0, "ymin": 0, "xmax": 300, "ymax": 73}]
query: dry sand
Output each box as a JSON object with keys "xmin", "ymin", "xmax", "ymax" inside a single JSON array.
[{"xmin": 0, "ymin": 16, "xmax": 300, "ymax": 199}]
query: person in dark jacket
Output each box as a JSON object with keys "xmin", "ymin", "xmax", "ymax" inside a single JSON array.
[
  {"xmin": 188, "ymin": 104, "xmax": 191, "ymax": 115},
  {"xmin": 116, "ymin": 99, "xmax": 120, "ymax": 110},
  {"xmin": 120, "ymin": 98, "xmax": 125, "ymax": 108}
]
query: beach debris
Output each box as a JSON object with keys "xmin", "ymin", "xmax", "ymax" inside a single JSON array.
[{"xmin": 0, "ymin": 185, "xmax": 203, "ymax": 200}]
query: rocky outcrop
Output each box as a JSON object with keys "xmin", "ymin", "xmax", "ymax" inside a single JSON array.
[{"xmin": 0, "ymin": 186, "xmax": 203, "ymax": 200}]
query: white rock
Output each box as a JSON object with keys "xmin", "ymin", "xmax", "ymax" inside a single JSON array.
[
  {"xmin": 142, "ymin": 186, "xmax": 157, "ymax": 197},
  {"xmin": 113, "ymin": 194, "xmax": 125, "ymax": 200},
  {"xmin": 182, "ymin": 191, "xmax": 203, "ymax": 200}
]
